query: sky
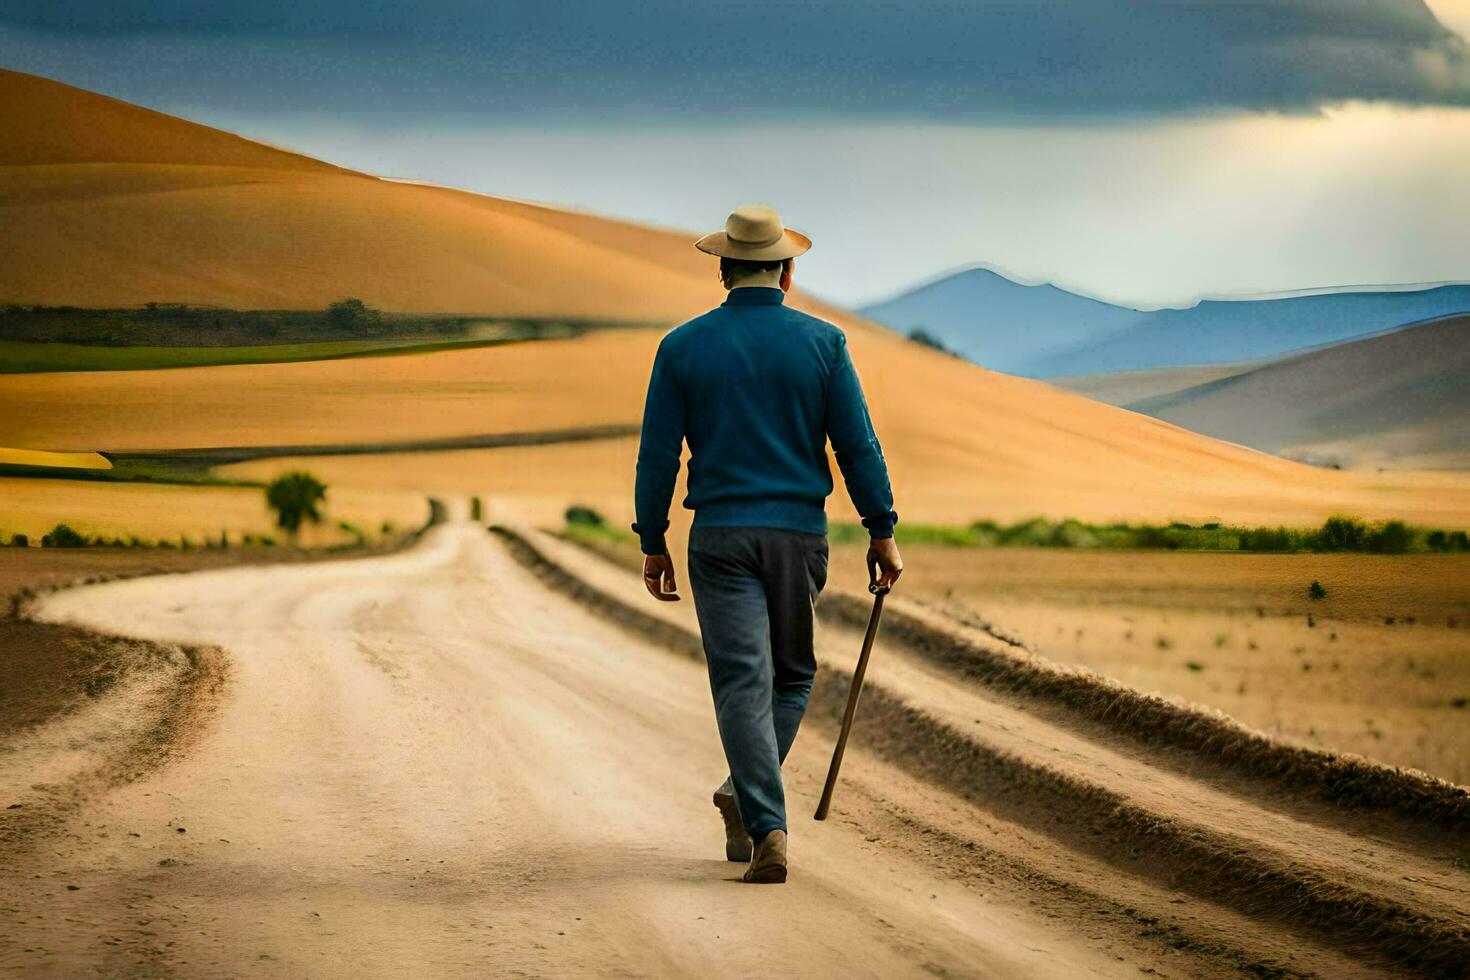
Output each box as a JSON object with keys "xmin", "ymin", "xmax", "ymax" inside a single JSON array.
[{"xmin": 3, "ymin": 0, "xmax": 1469, "ymax": 307}]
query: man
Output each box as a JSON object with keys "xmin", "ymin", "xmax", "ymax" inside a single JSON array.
[{"xmin": 633, "ymin": 204, "xmax": 903, "ymax": 884}]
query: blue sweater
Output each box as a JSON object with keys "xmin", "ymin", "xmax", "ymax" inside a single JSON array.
[{"xmin": 633, "ymin": 286, "xmax": 897, "ymax": 555}]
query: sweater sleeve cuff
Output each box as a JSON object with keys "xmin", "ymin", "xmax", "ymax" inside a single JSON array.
[
  {"xmin": 631, "ymin": 521, "xmax": 669, "ymax": 555},
  {"xmin": 861, "ymin": 512, "xmax": 897, "ymax": 539}
]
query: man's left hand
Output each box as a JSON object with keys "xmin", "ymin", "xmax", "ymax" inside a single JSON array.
[{"xmin": 643, "ymin": 553, "xmax": 681, "ymax": 602}]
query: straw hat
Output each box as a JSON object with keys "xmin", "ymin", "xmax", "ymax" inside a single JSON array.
[{"xmin": 694, "ymin": 205, "xmax": 811, "ymax": 261}]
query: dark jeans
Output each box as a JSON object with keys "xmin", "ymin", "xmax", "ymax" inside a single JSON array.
[{"xmin": 687, "ymin": 525, "xmax": 829, "ymax": 839}]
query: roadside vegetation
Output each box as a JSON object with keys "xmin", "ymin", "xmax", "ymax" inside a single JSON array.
[
  {"xmin": 553, "ymin": 506, "xmax": 643, "ymax": 565},
  {"xmin": 0, "ymin": 521, "xmax": 282, "ymax": 550},
  {"xmin": 830, "ymin": 514, "xmax": 1470, "ymax": 554},
  {"xmin": 552, "ymin": 507, "xmax": 1467, "ymax": 556}
]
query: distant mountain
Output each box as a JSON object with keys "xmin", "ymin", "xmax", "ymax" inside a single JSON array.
[
  {"xmin": 1123, "ymin": 315, "xmax": 1470, "ymax": 470},
  {"xmin": 860, "ymin": 268, "xmax": 1140, "ymax": 375},
  {"xmin": 860, "ymin": 267, "xmax": 1470, "ymax": 378}
]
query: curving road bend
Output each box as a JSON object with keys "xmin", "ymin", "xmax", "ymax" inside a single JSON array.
[{"xmin": 2, "ymin": 521, "xmax": 1152, "ymax": 978}]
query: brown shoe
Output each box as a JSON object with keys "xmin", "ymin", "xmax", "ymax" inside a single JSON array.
[
  {"xmin": 742, "ymin": 829, "xmax": 787, "ymax": 884},
  {"xmin": 714, "ymin": 789, "xmax": 753, "ymax": 862}
]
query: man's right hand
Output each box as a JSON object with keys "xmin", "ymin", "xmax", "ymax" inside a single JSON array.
[
  {"xmin": 643, "ymin": 552, "xmax": 681, "ymax": 602},
  {"xmin": 866, "ymin": 536, "xmax": 904, "ymax": 592}
]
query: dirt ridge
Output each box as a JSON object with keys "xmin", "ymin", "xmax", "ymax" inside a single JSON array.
[
  {"xmin": 818, "ymin": 592, "xmax": 1470, "ymax": 832},
  {"xmin": 0, "ymin": 616, "xmax": 228, "ymax": 854},
  {"xmin": 490, "ymin": 523, "xmax": 1470, "ymax": 976}
]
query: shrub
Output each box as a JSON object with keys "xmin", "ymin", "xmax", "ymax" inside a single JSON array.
[
  {"xmin": 1317, "ymin": 515, "xmax": 1367, "ymax": 552},
  {"xmin": 8, "ymin": 533, "xmax": 27, "ymax": 547},
  {"xmin": 1239, "ymin": 526, "xmax": 1293, "ymax": 552},
  {"xmin": 266, "ymin": 471, "xmax": 328, "ymax": 537},
  {"xmin": 1308, "ymin": 580, "xmax": 1327, "ymax": 600},
  {"xmin": 565, "ymin": 505, "xmax": 605, "ymax": 528},
  {"xmin": 997, "ymin": 517, "xmax": 1052, "ymax": 548},
  {"xmin": 968, "ymin": 520, "xmax": 1002, "ymax": 547},
  {"xmin": 1049, "ymin": 519, "xmax": 1098, "ymax": 548},
  {"xmin": 1367, "ymin": 520, "xmax": 1413, "ymax": 554},
  {"xmin": 325, "ymin": 298, "xmax": 385, "ymax": 335},
  {"xmin": 41, "ymin": 523, "xmax": 87, "ymax": 548},
  {"xmin": 470, "ymin": 497, "xmax": 483, "ymax": 521},
  {"xmin": 337, "ymin": 520, "xmax": 366, "ymax": 545},
  {"xmin": 1133, "ymin": 524, "xmax": 1176, "ymax": 550}
]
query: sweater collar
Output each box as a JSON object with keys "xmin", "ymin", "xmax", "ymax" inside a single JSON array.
[{"xmin": 722, "ymin": 286, "xmax": 787, "ymax": 307}]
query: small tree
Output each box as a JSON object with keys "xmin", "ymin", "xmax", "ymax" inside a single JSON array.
[
  {"xmin": 1367, "ymin": 521, "xmax": 1412, "ymax": 554},
  {"xmin": 325, "ymin": 298, "xmax": 384, "ymax": 335},
  {"xmin": 41, "ymin": 523, "xmax": 87, "ymax": 548},
  {"xmin": 266, "ymin": 472, "xmax": 327, "ymax": 539},
  {"xmin": 1317, "ymin": 515, "xmax": 1366, "ymax": 552}
]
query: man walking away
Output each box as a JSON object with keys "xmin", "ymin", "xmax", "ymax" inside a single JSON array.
[{"xmin": 633, "ymin": 205, "xmax": 903, "ymax": 884}]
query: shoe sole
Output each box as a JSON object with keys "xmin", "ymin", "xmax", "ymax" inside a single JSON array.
[
  {"xmin": 713, "ymin": 791, "xmax": 753, "ymax": 863},
  {"xmin": 742, "ymin": 865, "xmax": 788, "ymax": 884}
]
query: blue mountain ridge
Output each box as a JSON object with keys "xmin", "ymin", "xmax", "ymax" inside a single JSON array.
[{"xmin": 858, "ymin": 268, "xmax": 1470, "ymax": 378}]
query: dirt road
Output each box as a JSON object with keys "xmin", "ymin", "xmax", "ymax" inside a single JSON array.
[
  {"xmin": 3, "ymin": 519, "xmax": 1465, "ymax": 977},
  {"xmin": 2, "ymin": 521, "xmax": 1142, "ymax": 977}
]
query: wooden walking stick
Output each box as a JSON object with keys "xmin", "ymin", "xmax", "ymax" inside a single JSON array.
[{"xmin": 814, "ymin": 578, "xmax": 890, "ymax": 821}]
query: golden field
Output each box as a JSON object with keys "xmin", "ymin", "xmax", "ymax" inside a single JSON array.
[
  {"xmin": 0, "ymin": 477, "xmax": 427, "ymax": 548},
  {"xmin": 0, "ymin": 447, "xmax": 110, "ymax": 470},
  {"xmin": 10, "ymin": 324, "xmax": 1470, "ymax": 529},
  {"xmin": 828, "ymin": 546, "xmax": 1470, "ymax": 782}
]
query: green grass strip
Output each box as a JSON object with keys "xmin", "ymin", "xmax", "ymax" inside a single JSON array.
[{"xmin": 0, "ymin": 337, "xmax": 522, "ymax": 373}]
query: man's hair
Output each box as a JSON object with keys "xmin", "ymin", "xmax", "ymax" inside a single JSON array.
[{"xmin": 719, "ymin": 257, "xmax": 792, "ymax": 289}]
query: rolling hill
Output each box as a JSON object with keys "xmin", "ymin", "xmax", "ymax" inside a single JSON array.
[
  {"xmin": 861, "ymin": 266, "xmax": 1470, "ymax": 378},
  {"xmin": 1122, "ymin": 315, "xmax": 1470, "ymax": 471},
  {"xmin": 0, "ymin": 69, "xmax": 716, "ymax": 320},
  {"xmin": 4, "ymin": 68, "xmax": 1470, "ymax": 530}
]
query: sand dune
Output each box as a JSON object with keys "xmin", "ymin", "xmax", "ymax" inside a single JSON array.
[
  {"xmin": 0, "ymin": 69, "xmax": 347, "ymax": 172},
  {"xmin": 4, "ymin": 69, "xmax": 1470, "ymax": 528},
  {"xmin": 0, "ymin": 69, "xmax": 718, "ymax": 318}
]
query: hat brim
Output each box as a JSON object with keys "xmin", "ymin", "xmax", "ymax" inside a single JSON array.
[{"xmin": 694, "ymin": 227, "xmax": 811, "ymax": 261}]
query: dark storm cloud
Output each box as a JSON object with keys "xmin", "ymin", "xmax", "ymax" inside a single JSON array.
[{"xmin": 3, "ymin": 0, "xmax": 1467, "ymax": 114}]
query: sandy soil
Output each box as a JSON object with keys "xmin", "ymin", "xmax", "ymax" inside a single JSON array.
[
  {"xmin": 5, "ymin": 517, "xmax": 1463, "ymax": 976},
  {"xmin": 827, "ymin": 546, "xmax": 1470, "ymax": 783},
  {"xmin": 0, "ymin": 544, "xmax": 424, "ymax": 738},
  {"xmin": 3, "ymin": 521, "xmax": 1152, "ymax": 979}
]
